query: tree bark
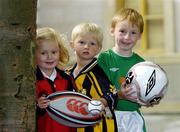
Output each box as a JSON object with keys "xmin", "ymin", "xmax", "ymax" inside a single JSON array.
[{"xmin": 0, "ymin": 0, "xmax": 37, "ymax": 131}]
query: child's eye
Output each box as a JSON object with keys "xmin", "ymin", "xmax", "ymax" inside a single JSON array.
[
  {"xmin": 41, "ymin": 52, "xmax": 45, "ymax": 55},
  {"xmin": 90, "ymin": 42, "xmax": 96, "ymax": 46},
  {"xmin": 79, "ymin": 40, "xmax": 85, "ymax": 44},
  {"xmin": 131, "ymin": 31, "xmax": 137, "ymax": 35},
  {"xmin": 119, "ymin": 30, "xmax": 125, "ymax": 33},
  {"xmin": 52, "ymin": 51, "xmax": 57, "ymax": 54}
]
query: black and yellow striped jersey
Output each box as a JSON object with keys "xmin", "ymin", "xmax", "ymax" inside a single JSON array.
[{"xmin": 66, "ymin": 58, "xmax": 118, "ymax": 132}]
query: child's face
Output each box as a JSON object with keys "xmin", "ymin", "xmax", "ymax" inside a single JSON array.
[
  {"xmin": 71, "ymin": 33, "xmax": 101, "ymax": 61},
  {"xmin": 111, "ymin": 20, "xmax": 141, "ymax": 54},
  {"xmin": 35, "ymin": 40, "xmax": 59, "ymax": 73}
]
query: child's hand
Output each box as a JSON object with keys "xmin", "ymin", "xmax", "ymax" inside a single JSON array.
[
  {"xmin": 118, "ymin": 82, "xmax": 138, "ymax": 103},
  {"xmin": 143, "ymin": 99, "xmax": 160, "ymax": 107},
  {"xmin": 37, "ymin": 95, "xmax": 50, "ymax": 109}
]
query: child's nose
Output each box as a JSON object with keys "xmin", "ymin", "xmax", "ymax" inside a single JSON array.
[
  {"xmin": 84, "ymin": 43, "xmax": 89, "ymax": 48},
  {"xmin": 124, "ymin": 33, "xmax": 130, "ymax": 39},
  {"xmin": 47, "ymin": 53, "xmax": 52, "ymax": 58}
]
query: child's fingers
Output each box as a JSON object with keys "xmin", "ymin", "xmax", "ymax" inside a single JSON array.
[
  {"xmin": 38, "ymin": 101, "xmax": 49, "ymax": 108},
  {"xmin": 145, "ymin": 100, "xmax": 160, "ymax": 107},
  {"xmin": 125, "ymin": 92, "xmax": 138, "ymax": 102},
  {"xmin": 123, "ymin": 84, "xmax": 138, "ymax": 102},
  {"xmin": 127, "ymin": 96, "xmax": 138, "ymax": 102},
  {"xmin": 37, "ymin": 96, "xmax": 50, "ymax": 109},
  {"xmin": 125, "ymin": 87, "xmax": 134, "ymax": 94}
]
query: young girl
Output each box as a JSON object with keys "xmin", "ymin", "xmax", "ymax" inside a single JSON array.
[
  {"xmin": 67, "ymin": 23, "xmax": 118, "ymax": 132},
  {"xmin": 33, "ymin": 27, "xmax": 76, "ymax": 132}
]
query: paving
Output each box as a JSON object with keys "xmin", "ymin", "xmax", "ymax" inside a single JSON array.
[
  {"xmin": 144, "ymin": 114, "xmax": 180, "ymax": 132},
  {"xmin": 142, "ymin": 102, "xmax": 180, "ymax": 132}
]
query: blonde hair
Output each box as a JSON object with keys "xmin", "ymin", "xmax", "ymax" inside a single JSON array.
[
  {"xmin": 71, "ymin": 23, "xmax": 103, "ymax": 48},
  {"xmin": 111, "ymin": 8, "xmax": 144, "ymax": 33},
  {"xmin": 31, "ymin": 27, "xmax": 69, "ymax": 68}
]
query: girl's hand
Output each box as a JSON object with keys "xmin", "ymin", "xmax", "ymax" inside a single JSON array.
[{"xmin": 37, "ymin": 95, "xmax": 50, "ymax": 109}]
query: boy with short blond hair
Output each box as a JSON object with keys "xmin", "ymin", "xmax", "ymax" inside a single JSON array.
[{"xmin": 67, "ymin": 22, "xmax": 118, "ymax": 132}]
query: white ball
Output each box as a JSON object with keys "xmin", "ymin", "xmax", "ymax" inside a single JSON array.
[
  {"xmin": 88, "ymin": 100, "xmax": 103, "ymax": 115},
  {"xmin": 126, "ymin": 61, "xmax": 168, "ymax": 106}
]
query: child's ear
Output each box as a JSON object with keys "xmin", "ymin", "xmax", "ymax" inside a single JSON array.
[
  {"xmin": 110, "ymin": 28, "xmax": 115, "ymax": 36},
  {"xmin": 97, "ymin": 46, "xmax": 102, "ymax": 54},
  {"xmin": 138, "ymin": 34, "xmax": 142, "ymax": 40},
  {"xmin": 70, "ymin": 41, "xmax": 74, "ymax": 48}
]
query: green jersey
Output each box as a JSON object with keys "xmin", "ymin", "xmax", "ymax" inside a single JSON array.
[{"xmin": 98, "ymin": 49, "xmax": 144, "ymax": 111}]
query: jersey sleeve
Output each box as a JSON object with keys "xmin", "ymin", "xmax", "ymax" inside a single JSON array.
[{"xmin": 95, "ymin": 65, "xmax": 118, "ymax": 109}]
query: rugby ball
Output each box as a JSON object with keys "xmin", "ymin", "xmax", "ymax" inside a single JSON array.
[
  {"xmin": 46, "ymin": 91, "xmax": 102, "ymax": 127},
  {"xmin": 125, "ymin": 61, "xmax": 168, "ymax": 106}
]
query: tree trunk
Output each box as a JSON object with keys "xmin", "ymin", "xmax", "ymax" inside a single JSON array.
[{"xmin": 0, "ymin": 0, "xmax": 37, "ymax": 131}]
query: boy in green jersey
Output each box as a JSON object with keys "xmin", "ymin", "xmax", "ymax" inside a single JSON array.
[{"xmin": 98, "ymin": 8, "xmax": 147, "ymax": 132}]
